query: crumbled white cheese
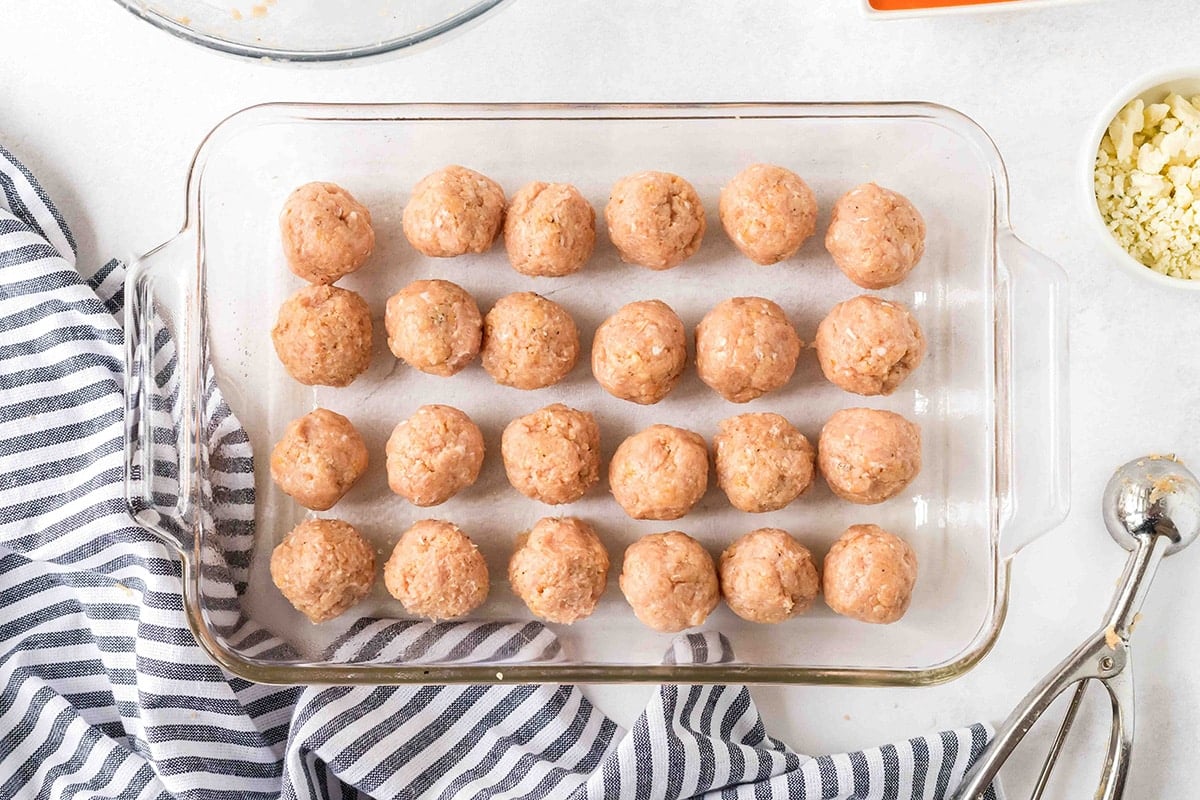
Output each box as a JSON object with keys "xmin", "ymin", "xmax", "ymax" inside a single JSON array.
[{"xmin": 1094, "ymin": 92, "xmax": 1200, "ymax": 279}]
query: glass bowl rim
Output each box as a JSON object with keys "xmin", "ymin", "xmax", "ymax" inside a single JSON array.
[{"xmin": 110, "ymin": 0, "xmax": 512, "ymax": 63}]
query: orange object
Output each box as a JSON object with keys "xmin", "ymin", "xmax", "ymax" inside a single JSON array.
[{"xmin": 870, "ymin": 0, "xmax": 1019, "ymax": 8}]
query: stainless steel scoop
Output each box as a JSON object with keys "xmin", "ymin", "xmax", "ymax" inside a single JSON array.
[{"xmin": 952, "ymin": 456, "xmax": 1200, "ymax": 800}]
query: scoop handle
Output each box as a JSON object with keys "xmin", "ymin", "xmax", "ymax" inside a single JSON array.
[
  {"xmin": 997, "ymin": 231, "xmax": 1071, "ymax": 558},
  {"xmin": 951, "ymin": 633, "xmax": 1132, "ymax": 800},
  {"xmin": 952, "ymin": 535, "xmax": 1163, "ymax": 799},
  {"xmin": 123, "ymin": 228, "xmax": 201, "ymax": 556}
]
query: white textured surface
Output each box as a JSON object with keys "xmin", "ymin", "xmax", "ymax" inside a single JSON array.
[{"xmin": 5, "ymin": 2, "xmax": 1200, "ymax": 796}]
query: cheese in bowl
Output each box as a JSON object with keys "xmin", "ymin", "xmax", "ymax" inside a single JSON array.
[{"xmin": 1094, "ymin": 92, "xmax": 1200, "ymax": 280}]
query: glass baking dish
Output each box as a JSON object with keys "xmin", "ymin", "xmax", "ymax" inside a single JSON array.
[{"xmin": 125, "ymin": 102, "xmax": 1069, "ymax": 685}]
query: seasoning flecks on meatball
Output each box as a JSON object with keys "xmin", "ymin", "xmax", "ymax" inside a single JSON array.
[
  {"xmin": 270, "ymin": 408, "xmax": 369, "ymax": 511},
  {"xmin": 481, "ymin": 292, "xmax": 580, "ymax": 390},
  {"xmin": 384, "ymin": 519, "xmax": 489, "ymax": 620},
  {"xmin": 386, "ymin": 405, "xmax": 485, "ymax": 507},
  {"xmin": 271, "ymin": 284, "xmax": 373, "ymax": 387},
  {"xmin": 270, "ymin": 518, "xmax": 375, "ymax": 624},
  {"xmin": 609, "ymin": 424, "xmax": 708, "ymax": 520},
  {"xmin": 501, "ymin": 404, "xmax": 601, "ymax": 505},
  {"xmin": 385, "ymin": 279, "xmax": 482, "ymax": 377},
  {"xmin": 719, "ymin": 528, "xmax": 820, "ymax": 624},
  {"xmin": 591, "ymin": 299, "xmax": 688, "ymax": 405},
  {"xmin": 713, "ymin": 413, "xmax": 814, "ymax": 513},
  {"xmin": 823, "ymin": 524, "xmax": 917, "ymax": 624},
  {"xmin": 509, "ymin": 516, "xmax": 609, "ymax": 624},
  {"xmin": 694, "ymin": 296, "xmax": 802, "ymax": 403},
  {"xmin": 279, "ymin": 182, "xmax": 374, "ymax": 285},
  {"xmin": 825, "ymin": 183, "xmax": 926, "ymax": 289},
  {"xmin": 815, "ymin": 295, "xmax": 926, "ymax": 396},
  {"xmin": 719, "ymin": 164, "xmax": 817, "ymax": 265},
  {"xmin": 818, "ymin": 408, "xmax": 921, "ymax": 504},
  {"xmin": 505, "ymin": 181, "xmax": 596, "ymax": 277},
  {"xmin": 605, "ymin": 171, "xmax": 706, "ymax": 270},
  {"xmin": 619, "ymin": 531, "xmax": 719, "ymax": 633},
  {"xmin": 402, "ymin": 165, "xmax": 506, "ymax": 258}
]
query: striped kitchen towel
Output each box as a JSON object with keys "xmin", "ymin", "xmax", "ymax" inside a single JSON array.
[{"xmin": 0, "ymin": 143, "xmax": 998, "ymax": 800}]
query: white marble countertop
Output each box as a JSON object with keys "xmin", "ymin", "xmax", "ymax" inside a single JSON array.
[{"xmin": 7, "ymin": 2, "xmax": 1200, "ymax": 795}]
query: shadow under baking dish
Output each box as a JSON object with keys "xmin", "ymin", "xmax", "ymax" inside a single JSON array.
[{"xmin": 125, "ymin": 103, "xmax": 1069, "ymax": 685}]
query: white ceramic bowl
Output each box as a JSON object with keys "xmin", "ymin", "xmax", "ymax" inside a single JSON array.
[
  {"xmin": 860, "ymin": 0, "xmax": 1092, "ymax": 20},
  {"xmin": 1082, "ymin": 66, "xmax": 1200, "ymax": 291}
]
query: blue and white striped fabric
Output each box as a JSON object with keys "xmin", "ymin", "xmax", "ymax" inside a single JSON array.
[{"xmin": 0, "ymin": 144, "xmax": 998, "ymax": 800}]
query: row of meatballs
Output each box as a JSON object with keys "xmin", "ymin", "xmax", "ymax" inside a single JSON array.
[
  {"xmin": 272, "ymin": 404, "xmax": 922, "ymax": 518},
  {"xmin": 273, "ymin": 286, "xmax": 927, "ymax": 402},
  {"xmin": 271, "ymin": 516, "xmax": 919, "ymax": 631},
  {"xmin": 280, "ymin": 167, "xmax": 925, "ymax": 288}
]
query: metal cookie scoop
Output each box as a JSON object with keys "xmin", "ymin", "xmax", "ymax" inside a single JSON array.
[{"xmin": 952, "ymin": 456, "xmax": 1200, "ymax": 800}]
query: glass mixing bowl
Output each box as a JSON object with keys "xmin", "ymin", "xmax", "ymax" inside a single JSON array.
[{"xmin": 112, "ymin": 0, "xmax": 511, "ymax": 62}]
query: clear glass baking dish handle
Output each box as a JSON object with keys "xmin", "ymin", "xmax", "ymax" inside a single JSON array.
[
  {"xmin": 998, "ymin": 230, "xmax": 1071, "ymax": 558},
  {"xmin": 124, "ymin": 229, "xmax": 200, "ymax": 555}
]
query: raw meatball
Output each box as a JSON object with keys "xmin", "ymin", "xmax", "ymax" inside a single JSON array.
[
  {"xmin": 270, "ymin": 408, "xmax": 369, "ymax": 511},
  {"xmin": 270, "ymin": 518, "xmax": 375, "ymax": 624},
  {"xmin": 402, "ymin": 165, "xmax": 505, "ymax": 257},
  {"xmin": 384, "ymin": 519, "xmax": 489, "ymax": 620},
  {"xmin": 819, "ymin": 408, "xmax": 921, "ymax": 504},
  {"xmin": 815, "ymin": 295, "xmax": 926, "ymax": 396},
  {"xmin": 386, "ymin": 405, "xmax": 485, "ymax": 506},
  {"xmin": 271, "ymin": 284, "xmax": 373, "ymax": 387},
  {"xmin": 505, "ymin": 182, "xmax": 596, "ymax": 277},
  {"xmin": 719, "ymin": 528, "xmax": 820, "ymax": 624},
  {"xmin": 609, "ymin": 425, "xmax": 708, "ymax": 520},
  {"xmin": 508, "ymin": 516, "xmax": 609, "ymax": 624},
  {"xmin": 713, "ymin": 413, "xmax": 814, "ymax": 513},
  {"xmin": 605, "ymin": 171, "xmax": 706, "ymax": 270},
  {"xmin": 823, "ymin": 524, "xmax": 918, "ymax": 624},
  {"xmin": 825, "ymin": 183, "xmax": 926, "ymax": 289},
  {"xmin": 619, "ymin": 531, "xmax": 719, "ymax": 633},
  {"xmin": 591, "ymin": 300, "xmax": 687, "ymax": 405},
  {"xmin": 502, "ymin": 404, "xmax": 601, "ymax": 505},
  {"xmin": 385, "ymin": 279, "xmax": 482, "ymax": 377},
  {"xmin": 279, "ymin": 182, "xmax": 374, "ymax": 285},
  {"xmin": 481, "ymin": 292, "xmax": 580, "ymax": 389},
  {"xmin": 719, "ymin": 164, "xmax": 817, "ymax": 265},
  {"xmin": 695, "ymin": 297, "xmax": 801, "ymax": 403}
]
